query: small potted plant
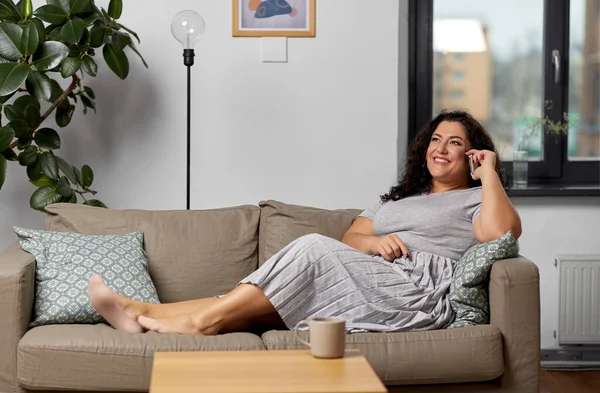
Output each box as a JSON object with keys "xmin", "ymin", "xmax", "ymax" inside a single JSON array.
[{"xmin": 512, "ymin": 101, "xmax": 578, "ymax": 188}]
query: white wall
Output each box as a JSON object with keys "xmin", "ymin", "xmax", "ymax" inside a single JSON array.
[
  {"xmin": 0, "ymin": 0, "xmax": 597, "ymax": 350},
  {"xmin": 0, "ymin": 0, "xmax": 402, "ymax": 245},
  {"xmin": 513, "ymin": 198, "xmax": 600, "ymax": 348}
]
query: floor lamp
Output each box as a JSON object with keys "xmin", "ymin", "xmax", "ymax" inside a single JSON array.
[{"xmin": 171, "ymin": 10, "xmax": 206, "ymax": 210}]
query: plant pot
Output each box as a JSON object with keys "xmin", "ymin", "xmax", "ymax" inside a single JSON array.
[{"xmin": 512, "ymin": 150, "xmax": 529, "ymax": 188}]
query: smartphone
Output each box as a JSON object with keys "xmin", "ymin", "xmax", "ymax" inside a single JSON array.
[{"xmin": 468, "ymin": 155, "xmax": 480, "ymax": 175}]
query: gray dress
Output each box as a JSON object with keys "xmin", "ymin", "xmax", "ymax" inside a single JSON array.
[{"xmin": 240, "ymin": 187, "xmax": 483, "ymax": 332}]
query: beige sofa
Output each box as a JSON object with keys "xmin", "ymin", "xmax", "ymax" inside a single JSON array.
[{"xmin": 0, "ymin": 200, "xmax": 540, "ymax": 393}]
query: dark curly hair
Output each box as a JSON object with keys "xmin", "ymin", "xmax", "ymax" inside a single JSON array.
[{"xmin": 381, "ymin": 109, "xmax": 508, "ymax": 202}]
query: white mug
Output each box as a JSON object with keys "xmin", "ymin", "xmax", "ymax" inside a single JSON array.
[{"xmin": 294, "ymin": 317, "xmax": 346, "ymax": 359}]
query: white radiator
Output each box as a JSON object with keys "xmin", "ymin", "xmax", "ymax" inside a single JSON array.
[{"xmin": 558, "ymin": 254, "xmax": 600, "ymax": 345}]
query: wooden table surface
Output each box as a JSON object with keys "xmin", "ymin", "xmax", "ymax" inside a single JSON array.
[{"xmin": 149, "ymin": 349, "xmax": 388, "ymax": 393}]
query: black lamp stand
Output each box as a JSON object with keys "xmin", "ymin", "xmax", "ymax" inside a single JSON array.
[{"xmin": 183, "ymin": 49, "xmax": 195, "ymax": 210}]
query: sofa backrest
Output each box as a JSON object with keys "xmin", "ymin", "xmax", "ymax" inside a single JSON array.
[
  {"xmin": 42, "ymin": 200, "xmax": 364, "ymax": 302},
  {"xmin": 44, "ymin": 203, "xmax": 260, "ymax": 303},
  {"xmin": 258, "ymin": 200, "xmax": 363, "ymax": 265}
]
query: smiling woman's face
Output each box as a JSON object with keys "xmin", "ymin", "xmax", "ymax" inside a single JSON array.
[{"xmin": 426, "ymin": 121, "xmax": 472, "ymax": 184}]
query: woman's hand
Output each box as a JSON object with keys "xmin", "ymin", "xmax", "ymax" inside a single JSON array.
[
  {"xmin": 373, "ymin": 234, "xmax": 409, "ymax": 262},
  {"xmin": 466, "ymin": 149, "xmax": 497, "ymax": 181}
]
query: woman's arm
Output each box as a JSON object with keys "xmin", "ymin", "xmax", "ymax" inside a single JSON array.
[
  {"xmin": 468, "ymin": 149, "xmax": 522, "ymax": 242},
  {"xmin": 342, "ymin": 217, "xmax": 410, "ymax": 261},
  {"xmin": 341, "ymin": 217, "xmax": 379, "ymax": 254}
]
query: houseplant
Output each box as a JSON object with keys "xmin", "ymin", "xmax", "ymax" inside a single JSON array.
[
  {"xmin": 0, "ymin": 0, "xmax": 146, "ymax": 210},
  {"xmin": 512, "ymin": 102, "xmax": 578, "ymax": 188}
]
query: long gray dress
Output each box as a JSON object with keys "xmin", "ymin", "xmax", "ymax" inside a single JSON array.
[{"xmin": 240, "ymin": 187, "xmax": 483, "ymax": 332}]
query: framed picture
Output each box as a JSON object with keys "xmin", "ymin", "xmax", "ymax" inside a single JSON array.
[{"xmin": 233, "ymin": 0, "xmax": 316, "ymax": 37}]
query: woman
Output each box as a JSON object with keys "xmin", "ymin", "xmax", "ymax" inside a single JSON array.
[{"xmin": 88, "ymin": 110, "xmax": 522, "ymax": 335}]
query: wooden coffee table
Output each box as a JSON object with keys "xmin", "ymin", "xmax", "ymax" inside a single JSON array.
[{"xmin": 149, "ymin": 349, "xmax": 388, "ymax": 393}]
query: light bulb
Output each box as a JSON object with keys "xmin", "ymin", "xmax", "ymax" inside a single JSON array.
[{"xmin": 171, "ymin": 10, "xmax": 206, "ymax": 50}]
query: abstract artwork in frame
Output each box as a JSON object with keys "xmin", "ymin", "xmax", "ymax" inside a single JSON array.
[{"xmin": 233, "ymin": 0, "xmax": 316, "ymax": 37}]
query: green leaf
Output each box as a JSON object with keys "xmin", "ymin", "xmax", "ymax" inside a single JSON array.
[
  {"xmin": 78, "ymin": 28, "xmax": 90, "ymax": 46},
  {"xmin": 73, "ymin": 165, "xmax": 81, "ymax": 185},
  {"xmin": 0, "ymin": 90, "xmax": 15, "ymax": 104},
  {"xmin": 0, "ymin": 154, "xmax": 6, "ymax": 189},
  {"xmin": 108, "ymin": 0, "xmax": 122, "ymax": 19},
  {"xmin": 26, "ymin": 71, "xmax": 52, "ymax": 101},
  {"xmin": 56, "ymin": 155, "xmax": 76, "ymax": 183},
  {"xmin": 40, "ymin": 151, "xmax": 58, "ymax": 180},
  {"xmin": 26, "ymin": 156, "xmax": 42, "ymax": 180},
  {"xmin": 49, "ymin": 79, "xmax": 63, "ymax": 101},
  {"xmin": 83, "ymin": 199, "xmax": 107, "ymax": 209},
  {"xmin": 8, "ymin": 120, "xmax": 29, "ymax": 138},
  {"xmin": 103, "ymin": 44, "xmax": 129, "ymax": 79},
  {"xmin": 18, "ymin": 145, "xmax": 37, "ymax": 166},
  {"xmin": 24, "ymin": 105, "xmax": 41, "ymax": 129},
  {"xmin": 34, "ymin": 5, "xmax": 67, "ymax": 25},
  {"xmin": 48, "ymin": 0, "xmax": 70, "ymax": 15},
  {"xmin": 4, "ymin": 105, "xmax": 24, "ymax": 122},
  {"xmin": 89, "ymin": 23, "xmax": 104, "ymax": 48},
  {"xmin": 30, "ymin": 19, "xmax": 46, "ymax": 43},
  {"xmin": 60, "ymin": 18, "xmax": 85, "ymax": 45},
  {"xmin": 34, "ymin": 128, "xmax": 60, "ymax": 149},
  {"xmin": 60, "ymin": 56, "xmax": 81, "ymax": 78},
  {"xmin": 0, "ymin": 22, "xmax": 23, "ymax": 61},
  {"xmin": 127, "ymin": 41, "xmax": 148, "ymax": 68},
  {"xmin": 0, "ymin": 8, "xmax": 12, "ymax": 20},
  {"xmin": 29, "ymin": 174, "xmax": 55, "ymax": 187},
  {"xmin": 81, "ymin": 55, "xmax": 97, "ymax": 76},
  {"xmin": 33, "ymin": 41, "xmax": 69, "ymax": 72},
  {"xmin": 0, "ymin": 63, "xmax": 29, "ymax": 97},
  {"xmin": 21, "ymin": 0, "xmax": 32, "ymax": 19},
  {"xmin": 0, "ymin": 0, "xmax": 21, "ymax": 21},
  {"xmin": 46, "ymin": 25, "xmax": 62, "ymax": 41},
  {"xmin": 56, "ymin": 175, "xmax": 71, "ymax": 196},
  {"xmin": 80, "ymin": 94, "xmax": 95, "ymax": 113},
  {"xmin": 14, "ymin": 94, "xmax": 40, "ymax": 111},
  {"xmin": 81, "ymin": 164, "xmax": 93, "ymax": 187},
  {"xmin": 17, "ymin": 136, "xmax": 31, "ymax": 150},
  {"xmin": 30, "ymin": 185, "xmax": 62, "ymax": 211},
  {"xmin": 55, "ymin": 104, "xmax": 74, "ymax": 127},
  {"xmin": 19, "ymin": 23, "xmax": 39, "ymax": 57},
  {"xmin": 79, "ymin": 11, "xmax": 98, "ymax": 26},
  {"xmin": 111, "ymin": 31, "xmax": 130, "ymax": 52},
  {"xmin": 0, "ymin": 124, "xmax": 14, "ymax": 151},
  {"xmin": 67, "ymin": 191, "xmax": 76, "ymax": 203},
  {"xmin": 2, "ymin": 147, "xmax": 17, "ymax": 160},
  {"xmin": 117, "ymin": 23, "xmax": 139, "ymax": 44},
  {"xmin": 83, "ymin": 85, "xmax": 95, "ymax": 99},
  {"xmin": 70, "ymin": 0, "xmax": 91, "ymax": 15},
  {"xmin": 83, "ymin": 199, "xmax": 106, "ymax": 208}
]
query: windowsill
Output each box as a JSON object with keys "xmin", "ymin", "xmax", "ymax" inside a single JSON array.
[{"xmin": 507, "ymin": 185, "xmax": 600, "ymax": 197}]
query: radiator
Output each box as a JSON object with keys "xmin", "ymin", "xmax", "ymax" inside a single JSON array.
[{"xmin": 558, "ymin": 254, "xmax": 600, "ymax": 345}]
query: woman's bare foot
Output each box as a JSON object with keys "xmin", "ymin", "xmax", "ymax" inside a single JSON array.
[
  {"xmin": 138, "ymin": 313, "xmax": 221, "ymax": 336},
  {"xmin": 88, "ymin": 275, "xmax": 143, "ymax": 334}
]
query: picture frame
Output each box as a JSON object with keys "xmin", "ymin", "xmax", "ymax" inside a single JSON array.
[{"xmin": 232, "ymin": 0, "xmax": 316, "ymax": 37}]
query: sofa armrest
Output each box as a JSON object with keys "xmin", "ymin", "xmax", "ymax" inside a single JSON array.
[
  {"xmin": 0, "ymin": 242, "xmax": 36, "ymax": 393},
  {"xmin": 489, "ymin": 256, "xmax": 540, "ymax": 393}
]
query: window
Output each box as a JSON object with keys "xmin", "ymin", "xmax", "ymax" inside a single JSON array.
[
  {"xmin": 453, "ymin": 54, "xmax": 465, "ymax": 62},
  {"xmin": 451, "ymin": 90, "xmax": 465, "ymax": 99},
  {"xmin": 408, "ymin": 0, "xmax": 600, "ymax": 194},
  {"xmin": 452, "ymin": 72, "xmax": 465, "ymax": 81}
]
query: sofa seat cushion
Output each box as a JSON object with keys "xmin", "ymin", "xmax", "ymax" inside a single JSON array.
[
  {"xmin": 262, "ymin": 325, "xmax": 503, "ymax": 385},
  {"xmin": 18, "ymin": 324, "xmax": 265, "ymax": 392}
]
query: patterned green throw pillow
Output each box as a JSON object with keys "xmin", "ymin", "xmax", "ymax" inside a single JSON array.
[
  {"xmin": 449, "ymin": 230, "xmax": 519, "ymax": 328},
  {"xmin": 14, "ymin": 227, "xmax": 161, "ymax": 328}
]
